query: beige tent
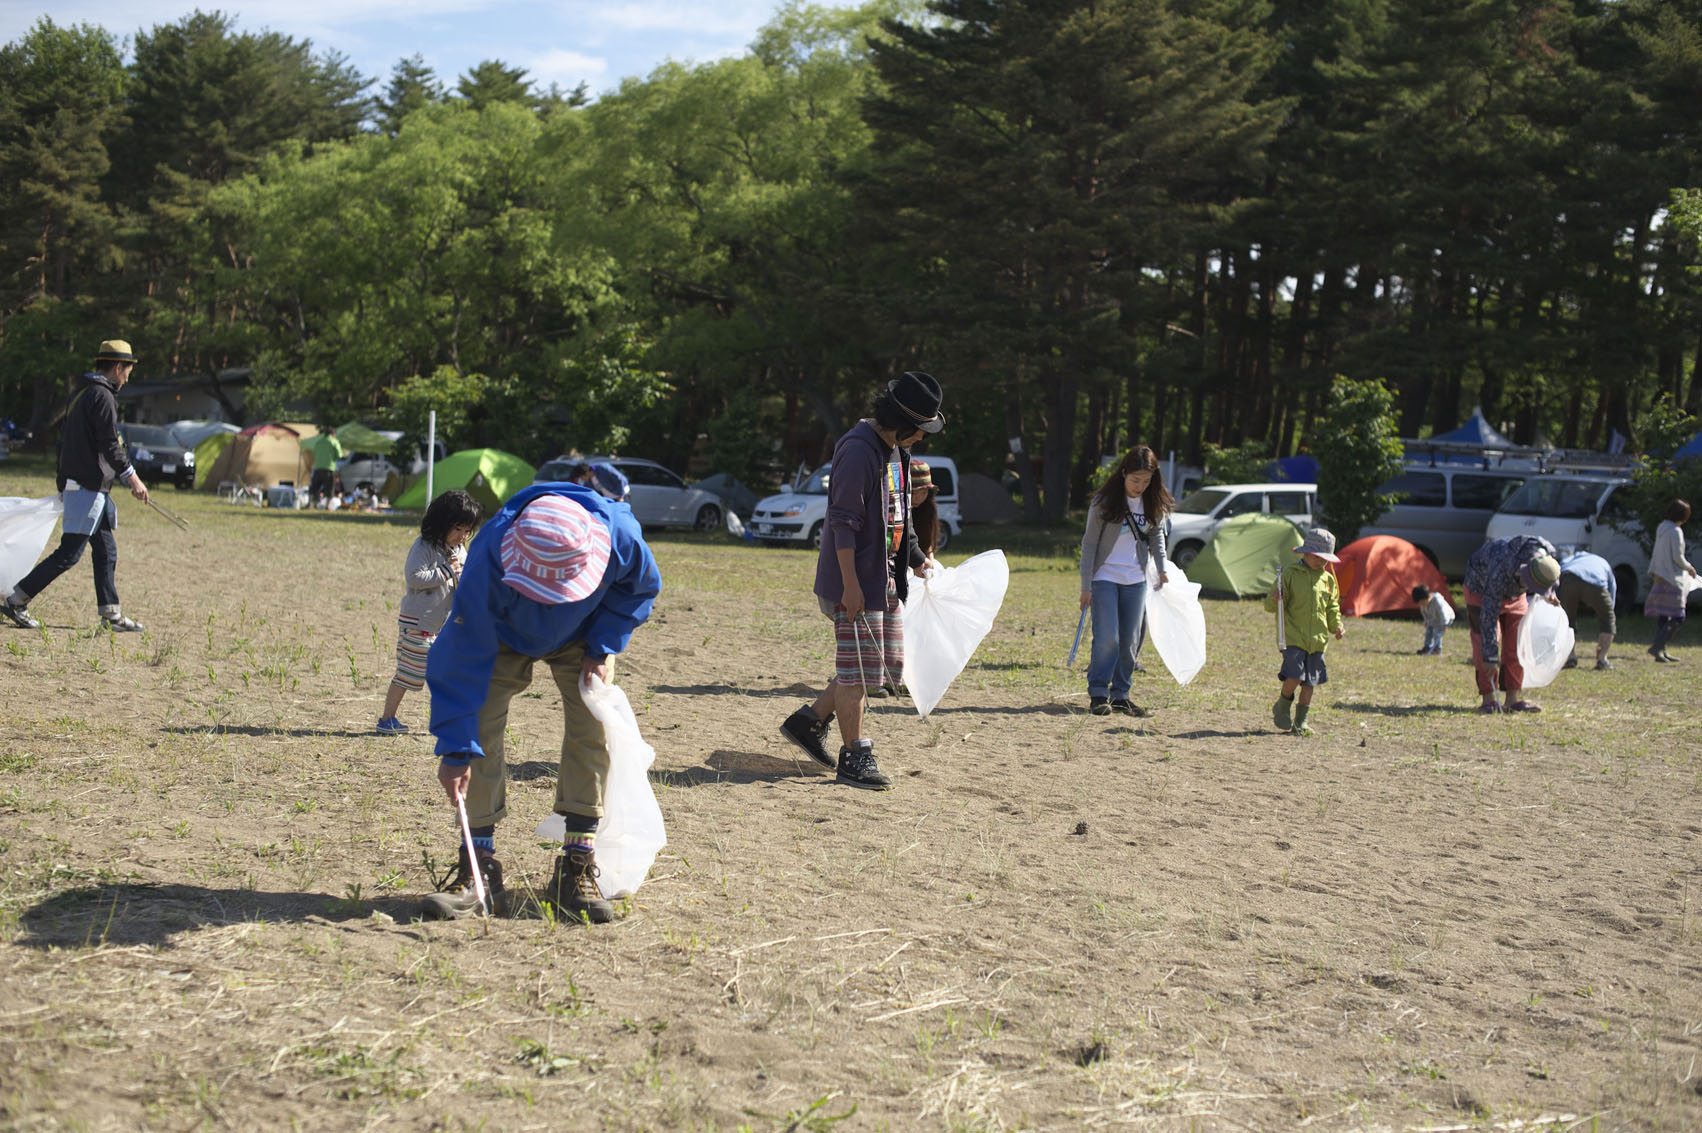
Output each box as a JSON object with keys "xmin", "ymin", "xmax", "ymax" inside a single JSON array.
[{"xmin": 200, "ymin": 422, "xmax": 320, "ymax": 490}]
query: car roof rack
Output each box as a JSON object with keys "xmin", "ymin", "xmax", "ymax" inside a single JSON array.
[{"xmin": 1402, "ymin": 439, "xmax": 1640, "ymax": 475}]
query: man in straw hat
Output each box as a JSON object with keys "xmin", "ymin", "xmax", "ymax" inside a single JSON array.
[
  {"xmin": 780, "ymin": 371, "xmax": 945, "ymax": 790},
  {"xmin": 1463, "ymin": 533, "xmax": 1562, "ymax": 714},
  {"xmin": 3, "ymin": 340, "xmax": 151, "ymax": 632},
  {"xmin": 420, "ymin": 481, "xmax": 661, "ymax": 922}
]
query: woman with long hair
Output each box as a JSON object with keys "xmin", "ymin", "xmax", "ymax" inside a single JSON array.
[
  {"xmin": 1646, "ymin": 498, "xmax": 1697, "ymax": 662},
  {"xmin": 1078, "ymin": 446, "xmax": 1173, "ymax": 715}
]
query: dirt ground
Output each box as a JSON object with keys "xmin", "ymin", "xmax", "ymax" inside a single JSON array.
[{"xmin": 2, "ymin": 457, "xmax": 1700, "ymax": 1131}]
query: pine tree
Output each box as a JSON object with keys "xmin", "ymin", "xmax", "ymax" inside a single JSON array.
[
  {"xmin": 379, "ymin": 54, "xmax": 443, "ymax": 135},
  {"xmin": 456, "ymin": 61, "xmax": 534, "ymax": 111}
]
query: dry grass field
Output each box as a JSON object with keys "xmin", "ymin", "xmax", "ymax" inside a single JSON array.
[{"xmin": 2, "ymin": 453, "xmax": 1700, "ymax": 1131}]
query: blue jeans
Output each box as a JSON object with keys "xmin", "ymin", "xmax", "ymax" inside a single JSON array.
[
  {"xmin": 14, "ymin": 493, "xmax": 119, "ymax": 609},
  {"xmin": 1422, "ymin": 625, "xmax": 1445, "ymax": 652},
  {"xmin": 1087, "ymin": 579, "xmax": 1148, "ymax": 699}
]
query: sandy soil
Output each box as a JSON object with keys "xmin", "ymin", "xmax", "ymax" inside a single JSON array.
[{"xmin": 1, "ymin": 463, "xmax": 1699, "ymax": 1131}]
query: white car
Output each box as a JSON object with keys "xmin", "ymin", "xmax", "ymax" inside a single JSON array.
[
  {"xmin": 1483, "ymin": 475, "xmax": 1700, "ymax": 609},
  {"xmin": 750, "ymin": 456, "xmax": 962, "ymax": 551},
  {"xmin": 1166, "ymin": 482, "xmax": 1319, "ymax": 568},
  {"xmin": 534, "ymin": 456, "xmax": 725, "ymax": 531},
  {"xmin": 337, "ymin": 437, "xmax": 448, "ymax": 491}
]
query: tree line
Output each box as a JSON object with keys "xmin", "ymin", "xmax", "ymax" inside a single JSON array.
[{"xmin": 4, "ymin": 0, "xmax": 1702, "ymax": 520}]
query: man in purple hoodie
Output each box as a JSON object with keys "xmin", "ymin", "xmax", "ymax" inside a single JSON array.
[{"xmin": 780, "ymin": 372, "xmax": 945, "ymax": 789}]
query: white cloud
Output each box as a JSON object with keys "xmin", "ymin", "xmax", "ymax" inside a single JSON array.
[
  {"xmin": 590, "ymin": 1, "xmax": 777, "ymax": 37},
  {"xmin": 522, "ymin": 47, "xmax": 607, "ymax": 90}
]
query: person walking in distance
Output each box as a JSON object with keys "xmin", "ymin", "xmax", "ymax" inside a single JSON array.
[
  {"xmin": 3, "ymin": 340, "xmax": 151, "ymax": 632},
  {"xmin": 780, "ymin": 372, "xmax": 946, "ymax": 790}
]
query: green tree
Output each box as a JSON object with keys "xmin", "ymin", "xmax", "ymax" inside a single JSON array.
[
  {"xmin": 377, "ymin": 54, "xmax": 443, "ymax": 135},
  {"xmin": 861, "ymin": 0, "xmax": 1282, "ymax": 520},
  {"xmin": 1312, "ymin": 376, "xmax": 1404, "ymax": 542},
  {"xmin": 456, "ymin": 60, "xmax": 534, "ymax": 110},
  {"xmin": 0, "ymin": 18, "xmax": 126, "ymax": 429}
]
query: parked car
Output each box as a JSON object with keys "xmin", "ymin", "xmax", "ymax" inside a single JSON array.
[
  {"xmin": 337, "ymin": 438, "xmax": 448, "ymax": 491},
  {"xmin": 1166, "ymin": 482, "xmax": 1318, "ymax": 569},
  {"xmin": 534, "ymin": 456, "xmax": 725, "ymax": 532},
  {"xmin": 119, "ymin": 423, "xmax": 194, "ymax": 488},
  {"xmin": 749, "ymin": 456, "xmax": 962, "ymax": 551},
  {"xmin": 1359, "ymin": 463, "xmax": 1532, "ymax": 577},
  {"xmin": 1483, "ymin": 474, "xmax": 1694, "ymax": 609}
]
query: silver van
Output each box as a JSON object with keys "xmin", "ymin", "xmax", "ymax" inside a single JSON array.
[{"xmin": 1359, "ymin": 464, "xmax": 1532, "ymax": 577}]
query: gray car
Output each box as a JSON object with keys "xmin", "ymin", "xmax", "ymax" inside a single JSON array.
[
  {"xmin": 1359, "ymin": 463, "xmax": 1531, "ymax": 577},
  {"xmin": 535, "ymin": 456, "xmax": 723, "ymax": 532}
]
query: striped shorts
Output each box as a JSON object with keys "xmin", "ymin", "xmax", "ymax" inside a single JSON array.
[
  {"xmin": 824, "ymin": 584, "xmax": 904, "ymax": 689},
  {"xmin": 392, "ymin": 615, "xmax": 437, "ymax": 691}
]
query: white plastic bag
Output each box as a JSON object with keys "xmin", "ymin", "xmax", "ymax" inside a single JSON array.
[
  {"xmin": 1145, "ymin": 560, "xmax": 1208, "ymax": 686},
  {"xmin": 724, "ymin": 508, "xmax": 745, "ymax": 538},
  {"xmin": 1515, "ymin": 598, "xmax": 1574, "ymax": 690},
  {"xmin": 0, "ymin": 495, "xmax": 63, "ymax": 600},
  {"xmin": 534, "ymin": 676, "xmax": 666, "ymax": 898},
  {"xmin": 901, "ymin": 549, "xmax": 1010, "ymax": 718}
]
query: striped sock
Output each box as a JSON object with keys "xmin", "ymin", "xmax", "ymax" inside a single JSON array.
[
  {"xmin": 561, "ymin": 814, "xmax": 598, "ymax": 855},
  {"xmin": 470, "ymin": 824, "xmax": 495, "ymax": 856}
]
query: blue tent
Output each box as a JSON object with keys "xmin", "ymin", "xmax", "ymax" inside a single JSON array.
[
  {"xmin": 1676, "ymin": 432, "xmax": 1702, "ymax": 460},
  {"xmin": 1406, "ymin": 408, "xmax": 1517, "ymax": 463},
  {"xmin": 1259, "ymin": 454, "xmax": 1318, "ymax": 483}
]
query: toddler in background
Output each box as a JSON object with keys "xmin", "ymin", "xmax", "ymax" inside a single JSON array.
[
  {"xmin": 378, "ymin": 489, "xmax": 483, "ymax": 734},
  {"xmin": 1266, "ymin": 528, "xmax": 1345, "ymax": 736},
  {"xmin": 1412, "ymin": 584, "xmax": 1454, "ymax": 655}
]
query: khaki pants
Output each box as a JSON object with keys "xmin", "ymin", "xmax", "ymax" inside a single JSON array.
[{"xmin": 464, "ymin": 639, "xmax": 610, "ymax": 828}]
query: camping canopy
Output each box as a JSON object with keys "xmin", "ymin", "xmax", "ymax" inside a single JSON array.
[
  {"xmin": 393, "ymin": 448, "xmax": 534, "ymax": 513},
  {"xmin": 198, "ymin": 422, "xmax": 318, "ymax": 490},
  {"xmin": 1676, "ymin": 431, "xmax": 1702, "ymax": 460},
  {"xmin": 1189, "ymin": 513, "xmax": 1307, "ymax": 598},
  {"xmin": 1407, "ymin": 408, "xmax": 1518, "ymax": 463},
  {"xmin": 1335, "ymin": 535, "xmax": 1450, "ymax": 616},
  {"xmin": 333, "ymin": 421, "xmax": 397, "ymax": 453}
]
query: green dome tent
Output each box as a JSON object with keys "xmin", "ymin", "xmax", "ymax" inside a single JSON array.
[
  {"xmin": 1189, "ymin": 513, "xmax": 1308, "ymax": 598},
  {"xmin": 393, "ymin": 449, "xmax": 535, "ymax": 514}
]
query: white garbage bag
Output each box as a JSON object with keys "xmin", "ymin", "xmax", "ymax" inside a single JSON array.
[
  {"xmin": 724, "ymin": 508, "xmax": 746, "ymax": 538},
  {"xmin": 1145, "ymin": 560, "xmax": 1208, "ymax": 686},
  {"xmin": 0, "ymin": 495, "xmax": 63, "ymax": 601},
  {"xmin": 534, "ymin": 676, "xmax": 666, "ymax": 898},
  {"xmin": 1515, "ymin": 598, "xmax": 1573, "ymax": 690},
  {"xmin": 901, "ymin": 549, "xmax": 1010, "ymax": 718}
]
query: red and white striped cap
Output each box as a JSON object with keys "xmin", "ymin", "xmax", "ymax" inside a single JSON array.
[{"xmin": 499, "ymin": 495, "xmax": 611, "ymax": 605}]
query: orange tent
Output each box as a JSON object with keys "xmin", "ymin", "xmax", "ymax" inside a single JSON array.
[{"xmin": 1335, "ymin": 534, "xmax": 1453, "ymax": 617}]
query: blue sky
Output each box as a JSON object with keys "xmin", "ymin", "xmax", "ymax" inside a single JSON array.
[{"xmin": 4, "ymin": 1, "xmax": 860, "ymax": 99}]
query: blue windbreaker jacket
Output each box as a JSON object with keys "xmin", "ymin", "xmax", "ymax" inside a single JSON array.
[{"xmin": 427, "ymin": 482, "xmax": 661, "ymax": 760}]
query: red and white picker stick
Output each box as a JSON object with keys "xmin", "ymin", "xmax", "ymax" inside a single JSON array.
[{"xmin": 454, "ymin": 793, "xmax": 490, "ymax": 917}]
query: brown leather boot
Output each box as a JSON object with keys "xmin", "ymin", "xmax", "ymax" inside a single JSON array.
[
  {"xmin": 544, "ymin": 848, "xmax": 616, "ymax": 924},
  {"xmin": 420, "ymin": 847, "xmax": 504, "ymax": 920}
]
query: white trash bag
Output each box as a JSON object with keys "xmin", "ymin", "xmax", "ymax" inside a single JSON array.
[
  {"xmin": 1145, "ymin": 560, "xmax": 1208, "ymax": 686},
  {"xmin": 901, "ymin": 549, "xmax": 1010, "ymax": 718},
  {"xmin": 724, "ymin": 508, "xmax": 746, "ymax": 538},
  {"xmin": 1515, "ymin": 598, "xmax": 1574, "ymax": 690},
  {"xmin": 0, "ymin": 495, "xmax": 63, "ymax": 601},
  {"xmin": 534, "ymin": 676, "xmax": 666, "ymax": 898}
]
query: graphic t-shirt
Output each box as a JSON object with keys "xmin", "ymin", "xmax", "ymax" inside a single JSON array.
[
  {"xmin": 1092, "ymin": 497, "xmax": 1148, "ymax": 585},
  {"xmin": 885, "ymin": 458, "xmax": 907, "ymax": 555}
]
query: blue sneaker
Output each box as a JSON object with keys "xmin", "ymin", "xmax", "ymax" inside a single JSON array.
[{"xmin": 376, "ymin": 717, "xmax": 409, "ymax": 735}]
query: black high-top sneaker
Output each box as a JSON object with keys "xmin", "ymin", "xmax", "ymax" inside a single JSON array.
[
  {"xmin": 835, "ymin": 742, "xmax": 892, "ymax": 791},
  {"xmin": 780, "ymin": 705, "xmax": 835, "ymax": 770},
  {"xmin": 420, "ymin": 846, "xmax": 504, "ymax": 920},
  {"xmin": 544, "ymin": 848, "xmax": 616, "ymax": 924}
]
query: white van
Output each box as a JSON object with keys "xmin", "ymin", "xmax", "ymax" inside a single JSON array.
[
  {"xmin": 750, "ymin": 455, "xmax": 962, "ymax": 551},
  {"xmin": 1482, "ymin": 475, "xmax": 1689, "ymax": 609},
  {"xmin": 1166, "ymin": 483, "xmax": 1318, "ymax": 569},
  {"xmin": 1360, "ymin": 463, "xmax": 1532, "ymax": 577}
]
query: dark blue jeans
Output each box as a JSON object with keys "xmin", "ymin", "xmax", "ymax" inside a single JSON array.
[
  {"xmin": 14, "ymin": 494, "xmax": 119, "ymax": 609},
  {"xmin": 1087, "ymin": 579, "xmax": 1149, "ymax": 699}
]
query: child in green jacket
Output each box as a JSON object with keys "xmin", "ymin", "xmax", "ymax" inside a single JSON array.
[{"xmin": 1265, "ymin": 528, "xmax": 1346, "ymax": 736}]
